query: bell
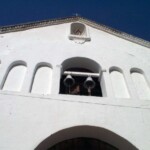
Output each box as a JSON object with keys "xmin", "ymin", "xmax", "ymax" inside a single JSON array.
[
  {"xmin": 84, "ymin": 76, "xmax": 95, "ymax": 89},
  {"xmin": 84, "ymin": 76, "xmax": 95, "ymax": 96},
  {"xmin": 63, "ymin": 75, "xmax": 75, "ymax": 87}
]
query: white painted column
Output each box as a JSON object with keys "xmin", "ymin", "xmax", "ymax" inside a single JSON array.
[
  {"xmin": 21, "ymin": 63, "xmax": 35, "ymax": 93},
  {"xmin": 144, "ymin": 69, "xmax": 150, "ymax": 100},
  {"xmin": 144, "ymin": 70, "xmax": 150, "ymax": 88},
  {"xmin": 123, "ymin": 69, "xmax": 138, "ymax": 99},
  {"xmin": 101, "ymin": 71, "xmax": 114, "ymax": 97},
  {"xmin": 0, "ymin": 61, "xmax": 10, "ymax": 90},
  {"xmin": 51, "ymin": 65, "xmax": 62, "ymax": 95}
]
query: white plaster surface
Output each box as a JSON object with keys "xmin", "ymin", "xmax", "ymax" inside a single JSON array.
[
  {"xmin": 131, "ymin": 72, "xmax": 150, "ymax": 100},
  {"xmin": 110, "ymin": 70, "xmax": 130, "ymax": 98},
  {"xmin": 31, "ymin": 66, "xmax": 52, "ymax": 95},
  {"xmin": 2, "ymin": 65, "xmax": 27, "ymax": 92},
  {"xmin": 0, "ymin": 21, "xmax": 150, "ymax": 150}
]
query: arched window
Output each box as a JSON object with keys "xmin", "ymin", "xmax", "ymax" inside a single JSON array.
[
  {"xmin": 60, "ymin": 57, "xmax": 103, "ymax": 97},
  {"xmin": 131, "ymin": 68, "xmax": 150, "ymax": 99},
  {"xmin": 31, "ymin": 63, "xmax": 52, "ymax": 95},
  {"xmin": 69, "ymin": 23, "xmax": 91, "ymax": 44},
  {"xmin": 110, "ymin": 67, "xmax": 130, "ymax": 98},
  {"xmin": 2, "ymin": 62, "xmax": 27, "ymax": 92}
]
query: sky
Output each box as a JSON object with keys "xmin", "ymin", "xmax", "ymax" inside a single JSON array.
[{"xmin": 0, "ymin": 0, "xmax": 150, "ymax": 41}]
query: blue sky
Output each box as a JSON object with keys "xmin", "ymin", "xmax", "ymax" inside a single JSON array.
[{"xmin": 0, "ymin": 0, "xmax": 150, "ymax": 41}]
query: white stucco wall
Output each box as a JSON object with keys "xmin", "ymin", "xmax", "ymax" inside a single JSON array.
[
  {"xmin": 110, "ymin": 69, "xmax": 130, "ymax": 98},
  {"xmin": 2, "ymin": 65, "xmax": 27, "ymax": 92},
  {"xmin": 0, "ymin": 21, "xmax": 150, "ymax": 150},
  {"xmin": 31, "ymin": 66, "xmax": 52, "ymax": 95}
]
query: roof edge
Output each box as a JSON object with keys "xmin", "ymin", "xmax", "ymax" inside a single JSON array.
[{"xmin": 0, "ymin": 16, "xmax": 150, "ymax": 48}]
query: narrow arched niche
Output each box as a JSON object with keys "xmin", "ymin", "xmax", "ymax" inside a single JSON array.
[
  {"xmin": 71, "ymin": 23, "xmax": 87, "ymax": 36},
  {"xmin": 2, "ymin": 61, "xmax": 27, "ymax": 92},
  {"xmin": 60, "ymin": 57, "xmax": 104, "ymax": 97},
  {"xmin": 69, "ymin": 23, "xmax": 91, "ymax": 44},
  {"xmin": 110, "ymin": 67, "xmax": 130, "ymax": 98},
  {"xmin": 30, "ymin": 63, "xmax": 52, "ymax": 95},
  {"xmin": 34, "ymin": 126, "xmax": 138, "ymax": 150},
  {"xmin": 130, "ymin": 68, "xmax": 150, "ymax": 99}
]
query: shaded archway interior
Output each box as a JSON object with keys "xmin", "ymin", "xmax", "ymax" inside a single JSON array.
[
  {"xmin": 61, "ymin": 57, "xmax": 100, "ymax": 73},
  {"xmin": 48, "ymin": 137, "xmax": 118, "ymax": 150}
]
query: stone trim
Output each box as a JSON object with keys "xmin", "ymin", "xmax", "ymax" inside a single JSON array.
[
  {"xmin": 0, "ymin": 16, "xmax": 150, "ymax": 48},
  {"xmin": 0, "ymin": 16, "xmax": 79, "ymax": 33},
  {"xmin": 78, "ymin": 18, "xmax": 150, "ymax": 48}
]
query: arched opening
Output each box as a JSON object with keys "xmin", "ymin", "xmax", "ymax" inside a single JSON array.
[
  {"xmin": 48, "ymin": 137, "xmax": 118, "ymax": 150},
  {"xmin": 59, "ymin": 57, "xmax": 103, "ymax": 97},
  {"xmin": 34, "ymin": 126, "xmax": 138, "ymax": 150},
  {"xmin": 2, "ymin": 61, "xmax": 27, "ymax": 92},
  {"xmin": 110, "ymin": 67, "xmax": 130, "ymax": 98},
  {"xmin": 69, "ymin": 23, "xmax": 91, "ymax": 44},
  {"xmin": 130, "ymin": 68, "xmax": 150, "ymax": 99},
  {"xmin": 30, "ymin": 63, "xmax": 52, "ymax": 95},
  {"xmin": 71, "ymin": 23, "xmax": 87, "ymax": 36}
]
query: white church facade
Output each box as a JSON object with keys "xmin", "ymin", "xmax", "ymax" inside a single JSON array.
[{"xmin": 0, "ymin": 16, "xmax": 150, "ymax": 150}]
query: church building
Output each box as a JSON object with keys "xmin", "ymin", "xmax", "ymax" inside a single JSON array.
[{"xmin": 0, "ymin": 16, "xmax": 150, "ymax": 150}]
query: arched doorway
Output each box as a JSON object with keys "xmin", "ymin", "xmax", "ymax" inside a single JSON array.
[
  {"xmin": 48, "ymin": 137, "xmax": 118, "ymax": 150},
  {"xmin": 34, "ymin": 126, "xmax": 138, "ymax": 150}
]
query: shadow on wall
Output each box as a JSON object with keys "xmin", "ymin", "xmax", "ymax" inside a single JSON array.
[{"xmin": 34, "ymin": 126, "xmax": 138, "ymax": 150}]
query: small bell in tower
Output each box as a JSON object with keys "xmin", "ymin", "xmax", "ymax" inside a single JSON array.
[
  {"xmin": 63, "ymin": 75, "xmax": 75, "ymax": 94},
  {"xmin": 84, "ymin": 76, "xmax": 95, "ymax": 96}
]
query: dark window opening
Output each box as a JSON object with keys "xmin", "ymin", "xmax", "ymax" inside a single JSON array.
[
  {"xmin": 48, "ymin": 137, "xmax": 118, "ymax": 150},
  {"xmin": 59, "ymin": 68, "xmax": 102, "ymax": 97}
]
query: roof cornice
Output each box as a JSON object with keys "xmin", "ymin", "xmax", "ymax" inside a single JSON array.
[{"xmin": 0, "ymin": 16, "xmax": 150, "ymax": 48}]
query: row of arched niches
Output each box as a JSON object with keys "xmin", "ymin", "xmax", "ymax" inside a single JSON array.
[{"xmin": 1, "ymin": 57, "xmax": 150, "ymax": 100}]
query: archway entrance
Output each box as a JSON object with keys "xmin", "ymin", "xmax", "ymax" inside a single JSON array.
[
  {"xmin": 35, "ymin": 126, "xmax": 138, "ymax": 150},
  {"xmin": 48, "ymin": 137, "xmax": 118, "ymax": 150}
]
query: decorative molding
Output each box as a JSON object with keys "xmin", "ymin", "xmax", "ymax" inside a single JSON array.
[
  {"xmin": 0, "ymin": 16, "xmax": 150, "ymax": 48},
  {"xmin": 69, "ymin": 34, "xmax": 91, "ymax": 44}
]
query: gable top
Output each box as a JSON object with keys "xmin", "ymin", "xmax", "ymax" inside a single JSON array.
[{"xmin": 0, "ymin": 16, "xmax": 150, "ymax": 48}]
